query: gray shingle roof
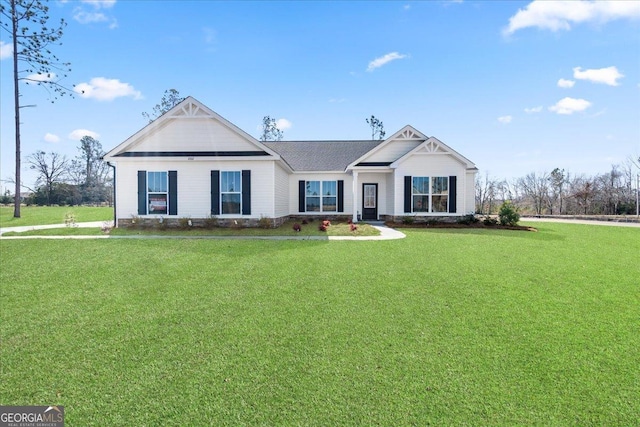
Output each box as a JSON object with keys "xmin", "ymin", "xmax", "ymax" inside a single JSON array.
[{"xmin": 264, "ymin": 140, "xmax": 383, "ymax": 171}]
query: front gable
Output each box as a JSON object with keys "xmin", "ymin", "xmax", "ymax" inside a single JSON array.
[
  {"xmin": 104, "ymin": 97, "xmax": 280, "ymax": 160},
  {"xmin": 347, "ymin": 125, "xmax": 427, "ymax": 168},
  {"xmin": 390, "ymin": 136, "xmax": 477, "ymax": 170}
]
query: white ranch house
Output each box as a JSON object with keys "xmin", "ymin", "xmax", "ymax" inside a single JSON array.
[{"xmin": 104, "ymin": 97, "xmax": 478, "ymax": 227}]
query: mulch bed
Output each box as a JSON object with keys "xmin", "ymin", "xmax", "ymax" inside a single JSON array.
[{"xmin": 385, "ymin": 222, "xmax": 537, "ymax": 232}]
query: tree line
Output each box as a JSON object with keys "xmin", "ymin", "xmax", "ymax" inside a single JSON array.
[
  {"xmin": 0, "ymin": 136, "xmax": 113, "ymax": 206},
  {"xmin": 476, "ymin": 157, "xmax": 640, "ymax": 216}
]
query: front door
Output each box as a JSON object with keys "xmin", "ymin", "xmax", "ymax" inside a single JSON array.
[{"xmin": 362, "ymin": 183, "xmax": 378, "ymax": 220}]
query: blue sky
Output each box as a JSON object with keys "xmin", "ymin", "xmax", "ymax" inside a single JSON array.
[{"xmin": 1, "ymin": 0, "xmax": 639, "ymax": 190}]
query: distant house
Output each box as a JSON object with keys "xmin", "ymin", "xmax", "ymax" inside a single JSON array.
[{"xmin": 103, "ymin": 97, "xmax": 477, "ymax": 227}]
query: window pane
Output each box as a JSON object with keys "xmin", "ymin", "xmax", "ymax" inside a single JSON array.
[
  {"xmin": 413, "ymin": 177, "xmax": 429, "ymax": 194},
  {"xmin": 413, "ymin": 195, "xmax": 429, "ymax": 212},
  {"xmin": 322, "ymin": 181, "xmax": 337, "ymax": 196},
  {"xmin": 306, "ymin": 181, "xmax": 320, "ymax": 196},
  {"xmin": 323, "ymin": 196, "xmax": 337, "ymax": 211},
  {"xmin": 432, "ymin": 195, "xmax": 448, "ymax": 212},
  {"xmin": 306, "ymin": 196, "xmax": 320, "ymax": 212},
  {"xmin": 221, "ymin": 171, "xmax": 241, "ymax": 192},
  {"xmin": 364, "ymin": 185, "xmax": 376, "ymax": 208},
  {"xmin": 221, "ymin": 193, "xmax": 241, "ymax": 214},
  {"xmin": 148, "ymin": 171, "xmax": 167, "ymax": 193},
  {"xmin": 148, "ymin": 193, "xmax": 167, "ymax": 214},
  {"xmin": 432, "ymin": 177, "xmax": 448, "ymax": 195}
]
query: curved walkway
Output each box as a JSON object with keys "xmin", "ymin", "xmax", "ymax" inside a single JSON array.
[{"xmin": 0, "ymin": 222, "xmax": 406, "ymax": 241}]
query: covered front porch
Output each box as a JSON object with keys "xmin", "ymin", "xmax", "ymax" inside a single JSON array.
[{"xmin": 350, "ymin": 169, "xmax": 393, "ymax": 223}]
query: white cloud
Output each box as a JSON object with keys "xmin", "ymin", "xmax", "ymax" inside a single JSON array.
[
  {"xmin": 573, "ymin": 66, "xmax": 624, "ymax": 86},
  {"xmin": 403, "ymin": 4, "xmax": 411, "ymax": 11},
  {"xmin": 74, "ymin": 77, "xmax": 142, "ymax": 101},
  {"xmin": 81, "ymin": 0, "xmax": 116, "ymax": 8},
  {"xmin": 498, "ymin": 115, "xmax": 513, "ymax": 124},
  {"xmin": 73, "ymin": 0, "xmax": 117, "ymax": 27},
  {"xmin": 366, "ymin": 52, "xmax": 409, "ymax": 72},
  {"xmin": 524, "ymin": 106, "xmax": 543, "ymax": 114},
  {"xmin": 276, "ymin": 118, "xmax": 292, "ymax": 130},
  {"xmin": 503, "ymin": 0, "xmax": 640, "ymax": 35},
  {"xmin": 24, "ymin": 73, "xmax": 57, "ymax": 84},
  {"xmin": 44, "ymin": 133, "xmax": 60, "ymax": 143},
  {"xmin": 548, "ymin": 97, "xmax": 592, "ymax": 115},
  {"xmin": 73, "ymin": 10, "xmax": 108, "ymax": 24},
  {"xmin": 557, "ymin": 78, "xmax": 575, "ymax": 88},
  {"xmin": 69, "ymin": 129, "xmax": 100, "ymax": 140},
  {"xmin": 0, "ymin": 41, "xmax": 12, "ymax": 60}
]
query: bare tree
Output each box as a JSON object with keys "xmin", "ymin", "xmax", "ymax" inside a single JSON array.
[
  {"xmin": 366, "ymin": 115, "xmax": 385, "ymax": 140},
  {"xmin": 142, "ymin": 89, "xmax": 184, "ymax": 123},
  {"xmin": 259, "ymin": 116, "xmax": 283, "ymax": 142},
  {"xmin": 548, "ymin": 168, "xmax": 567, "ymax": 215},
  {"xmin": 1, "ymin": 0, "xmax": 72, "ymax": 217},
  {"xmin": 517, "ymin": 172, "xmax": 549, "ymax": 215},
  {"xmin": 71, "ymin": 136, "xmax": 110, "ymax": 203},
  {"xmin": 27, "ymin": 151, "xmax": 69, "ymax": 206},
  {"xmin": 570, "ymin": 176, "xmax": 596, "ymax": 215},
  {"xmin": 475, "ymin": 172, "xmax": 499, "ymax": 214}
]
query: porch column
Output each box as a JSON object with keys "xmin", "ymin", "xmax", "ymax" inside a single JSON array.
[{"xmin": 352, "ymin": 171, "xmax": 358, "ymax": 223}]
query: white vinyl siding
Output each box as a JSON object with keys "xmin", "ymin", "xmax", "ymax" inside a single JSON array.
[
  {"xmin": 114, "ymin": 159, "xmax": 275, "ymax": 220},
  {"xmin": 131, "ymin": 118, "xmax": 260, "ymax": 153},
  {"xmin": 394, "ymin": 154, "xmax": 467, "ymax": 216}
]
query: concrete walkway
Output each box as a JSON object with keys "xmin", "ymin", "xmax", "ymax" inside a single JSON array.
[{"xmin": 0, "ymin": 222, "xmax": 406, "ymax": 241}]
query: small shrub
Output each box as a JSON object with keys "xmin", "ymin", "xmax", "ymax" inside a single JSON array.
[
  {"xmin": 301, "ymin": 219, "xmax": 309, "ymax": 225},
  {"xmin": 402, "ymin": 216, "xmax": 415, "ymax": 225},
  {"xmin": 178, "ymin": 217, "xmax": 192, "ymax": 229},
  {"xmin": 64, "ymin": 211, "xmax": 77, "ymax": 227},
  {"xmin": 457, "ymin": 214, "xmax": 479, "ymax": 225},
  {"xmin": 101, "ymin": 221, "xmax": 112, "ymax": 234},
  {"xmin": 292, "ymin": 223, "xmax": 301, "ymax": 232},
  {"xmin": 483, "ymin": 216, "xmax": 498, "ymax": 226},
  {"xmin": 258, "ymin": 215, "xmax": 272, "ymax": 229},
  {"xmin": 350, "ymin": 223, "xmax": 358, "ymax": 232},
  {"xmin": 318, "ymin": 224, "xmax": 327, "ymax": 232},
  {"xmin": 498, "ymin": 201, "xmax": 520, "ymax": 226},
  {"xmin": 156, "ymin": 217, "xmax": 168, "ymax": 230},
  {"xmin": 203, "ymin": 215, "xmax": 218, "ymax": 229},
  {"xmin": 322, "ymin": 219, "xmax": 331, "ymax": 227},
  {"xmin": 129, "ymin": 215, "xmax": 142, "ymax": 229}
]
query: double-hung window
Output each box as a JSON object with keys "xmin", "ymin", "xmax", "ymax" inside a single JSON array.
[
  {"xmin": 431, "ymin": 177, "xmax": 449, "ymax": 213},
  {"xmin": 147, "ymin": 171, "xmax": 168, "ymax": 215},
  {"xmin": 306, "ymin": 180, "xmax": 337, "ymax": 212},
  {"xmin": 412, "ymin": 176, "xmax": 448, "ymax": 213},
  {"xmin": 221, "ymin": 171, "xmax": 241, "ymax": 214}
]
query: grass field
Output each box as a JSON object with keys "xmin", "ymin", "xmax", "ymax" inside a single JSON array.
[
  {"xmin": 0, "ymin": 206, "xmax": 113, "ymax": 227},
  {"xmin": 1, "ymin": 223, "xmax": 638, "ymax": 425}
]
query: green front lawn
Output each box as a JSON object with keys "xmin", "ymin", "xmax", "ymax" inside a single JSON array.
[
  {"xmin": 0, "ymin": 206, "xmax": 113, "ymax": 227},
  {"xmin": 1, "ymin": 223, "xmax": 638, "ymax": 425}
]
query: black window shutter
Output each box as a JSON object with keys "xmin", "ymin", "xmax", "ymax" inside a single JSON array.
[
  {"xmin": 449, "ymin": 176, "xmax": 457, "ymax": 213},
  {"xmin": 242, "ymin": 170, "xmax": 251, "ymax": 215},
  {"xmin": 211, "ymin": 170, "xmax": 220, "ymax": 215},
  {"xmin": 404, "ymin": 176, "xmax": 412, "ymax": 213},
  {"xmin": 168, "ymin": 171, "xmax": 178, "ymax": 215},
  {"xmin": 337, "ymin": 180, "xmax": 344, "ymax": 212},
  {"xmin": 298, "ymin": 180, "xmax": 306, "ymax": 212},
  {"xmin": 137, "ymin": 170, "xmax": 147, "ymax": 215}
]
